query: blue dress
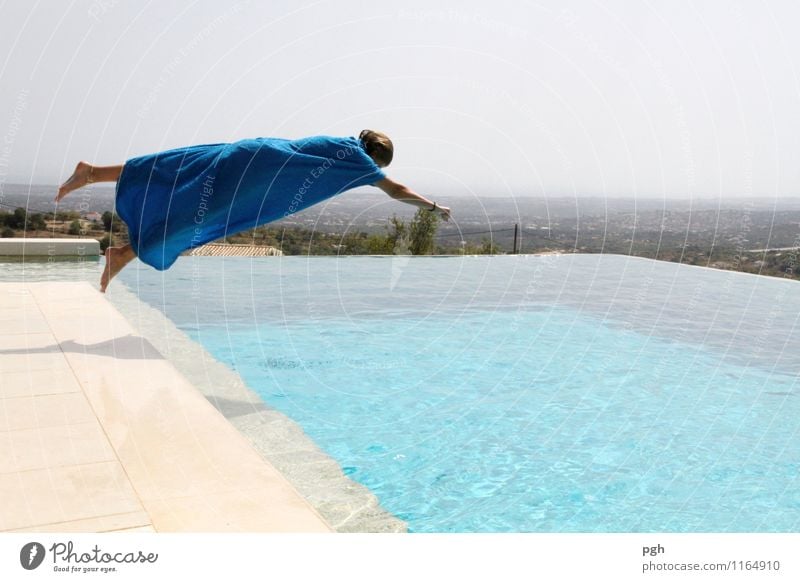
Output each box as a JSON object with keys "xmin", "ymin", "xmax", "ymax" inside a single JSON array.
[{"xmin": 114, "ymin": 135, "xmax": 386, "ymax": 270}]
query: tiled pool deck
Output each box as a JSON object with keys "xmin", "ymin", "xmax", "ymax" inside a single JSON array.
[{"xmin": 0, "ymin": 280, "xmax": 332, "ymax": 532}]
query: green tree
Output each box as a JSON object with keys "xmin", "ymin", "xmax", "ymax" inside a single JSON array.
[
  {"xmin": 68, "ymin": 219, "xmax": 82, "ymax": 235},
  {"xmin": 379, "ymin": 214, "xmax": 406, "ymax": 252},
  {"xmin": 106, "ymin": 211, "xmax": 127, "ymax": 235},
  {"xmin": 366, "ymin": 233, "xmax": 393, "ymax": 254},
  {"xmin": 1, "ymin": 226, "xmax": 14, "ymax": 238},
  {"xmin": 408, "ymin": 207, "xmax": 439, "ymax": 255},
  {"xmin": 11, "ymin": 207, "xmax": 27, "ymax": 230},
  {"xmin": 385, "ymin": 211, "xmax": 441, "ymax": 256},
  {"xmin": 29, "ymin": 212, "xmax": 47, "ymax": 231},
  {"xmin": 480, "ymin": 236, "xmax": 500, "ymax": 255},
  {"xmin": 55, "ymin": 210, "xmax": 80, "ymax": 221},
  {"xmin": 340, "ymin": 231, "xmax": 370, "ymax": 254}
]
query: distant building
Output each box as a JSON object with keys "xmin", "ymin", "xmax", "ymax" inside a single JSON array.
[
  {"xmin": 185, "ymin": 243, "xmax": 283, "ymax": 257},
  {"xmin": 84, "ymin": 212, "xmax": 102, "ymax": 222}
]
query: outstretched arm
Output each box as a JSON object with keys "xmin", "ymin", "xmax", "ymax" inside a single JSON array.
[{"xmin": 373, "ymin": 177, "xmax": 451, "ymax": 221}]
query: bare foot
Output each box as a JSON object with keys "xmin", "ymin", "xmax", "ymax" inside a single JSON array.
[
  {"xmin": 56, "ymin": 161, "xmax": 93, "ymax": 201},
  {"xmin": 100, "ymin": 245, "xmax": 135, "ymax": 293}
]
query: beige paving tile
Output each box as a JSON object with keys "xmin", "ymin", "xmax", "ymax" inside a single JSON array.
[
  {"xmin": 109, "ymin": 525, "xmax": 156, "ymax": 533},
  {"xmin": 43, "ymin": 317, "xmax": 146, "ymax": 348},
  {"xmin": 25, "ymin": 281, "xmax": 107, "ymax": 302},
  {"xmin": 0, "ymin": 461, "xmax": 145, "ymax": 531},
  {"xmin": 0, "ymin": 331, "xmax": 68, "ymax": 375},
  {"xmin": 145, "ymin": 488, "xmax": 330, "ymax": 532},
  {"xmin": 0, "ymin": 288, "xmax": 37, "ymax": 299},
  {"xmin": 0, "ymin": 331, "xmax": 60, "ymax": 350},
  {"xmin": 9, "ymin": 510, "xmax": 151, "ymax": 533},
  {"xmin": 34, "ymin": 292, "xmax": 122, "ymax": 316},
  {"xmin": 33, "ymin": 287, "xmax": 117, "ymax": 306},
  {"xmin": 0, "ymin": 304, "xmax": 39, "ymax": 312},
  {"xmin": 0, "ymin": 289, "xmax": 36, "ymax": 309},
  {"xmin": 0, "ymin": 352, "xmax": 73, "ymax": 374},
  {"xmin": 0, "ymin": 307, "xmax": 37, "ymax": 318},
  {"xmin": 0, "ymin": 392, "xmax": 97, "ymax": 432},
  {"xmin": 0, "ymin": 317, "xmax": 52, "ymax": 335},
  {"xmin": 0, "ymin": 422, "xmax": 116, "ymax": 474},
  {"xmin": 0, "ymin": 283, "xmax": 31, "ymax": 291},
  {"xmin": 85, "ymin": 373, "xmax": 305, "ymax": 502},
  {"xmin": 56, "ymin": 334, "xmax": 164, "ymax": 362},
  {"xmin": 0, "ymin": 301, "xmax": 37, "ymax": 312},
  {"xmin": 0, "ymin": 307, "xmax": 42, "ymax": 321},
  {"xmin": 60, "ymin": 353, "xmax": 173, "ymax": 394},
  {"xmin": 26, "ymin": 281, "xmax": 96, "ymax": 300},
  {"xmin": 0, "ymin": 367, "xmax": 82, "ymax": 399}
]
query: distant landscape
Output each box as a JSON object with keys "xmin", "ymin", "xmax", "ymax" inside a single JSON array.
[{"xmin": 1, "ymin": 183, "xmax": 798, "ymax": 280}]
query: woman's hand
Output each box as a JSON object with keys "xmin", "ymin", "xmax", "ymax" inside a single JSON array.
[{"xmin": 436, "ymin": 205, "xmax": 451, "ymax": 221}]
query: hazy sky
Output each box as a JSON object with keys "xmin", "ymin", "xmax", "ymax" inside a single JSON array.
[{"xmin": 1, "ymin": 0, "xmax": 799, "ymax": 198}]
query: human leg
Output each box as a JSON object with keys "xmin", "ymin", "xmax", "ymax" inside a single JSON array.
[
  {"xmin": 100, "ymin": 243, "xmax": 136, "ymax": 293},
  {"xmin": 56, "ymin": 162, "xmax": 124, "ymax": 201}
]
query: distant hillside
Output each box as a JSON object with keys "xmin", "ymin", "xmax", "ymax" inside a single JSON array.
[
  {"xmin": 7, "ymin": 183, "xmax": 800, "ymax": 218},
  {"xmin": 4, "ymin": 183, "xmax": 800, "ymax": 253}
]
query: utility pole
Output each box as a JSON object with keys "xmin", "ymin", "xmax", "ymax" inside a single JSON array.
[{"xmin": 513, "ymin": 223, "xmax": 519, "ymax": 254}]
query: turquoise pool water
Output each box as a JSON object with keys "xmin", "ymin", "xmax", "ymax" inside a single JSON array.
[{"xmin": 116, "ymin": 253, "xmax": 800, "ymax": 532}]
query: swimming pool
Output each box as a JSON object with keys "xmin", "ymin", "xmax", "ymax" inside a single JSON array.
[{"xmin": 114, "ymin": 253, "xmax": 799, "ymax": 532}]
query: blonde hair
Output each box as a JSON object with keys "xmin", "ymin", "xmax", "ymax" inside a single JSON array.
[{"xmin": 359, "ymin": 129, "xmax": 393, "ymax": 167}]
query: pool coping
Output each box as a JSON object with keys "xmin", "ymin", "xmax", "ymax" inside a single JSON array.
[{"xmin": 104, "ymin": 279, "xmax": 407, "ymax": 533}]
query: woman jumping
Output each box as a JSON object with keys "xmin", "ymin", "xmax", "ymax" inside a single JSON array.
[{"xmin": 56, "ymin": 130, "xmax": 451, "ymax": 292}]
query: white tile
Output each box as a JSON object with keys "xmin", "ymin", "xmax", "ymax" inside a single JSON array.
[
  {"xmin": 0, "ymin": 331, "xmax": 59, "ymax": 350},
  {"xmin": 0, "ymin": 318, "xmax": 53, "ymax": 335},
  {"xmin": 109, "ymin": 525, "xmax": 156, "ymax": 533},
  {"xmin": 9, "ymin": 510, "xmax": 151, "ymax": 533},
  {"xmin": 145, "ymin": 488, "xmax": 330, "ymax": 532},
  {"xmin": 0, "ymin": 290, "xmax": 36, "ymax": 309},
  {"xmin": 0, "ymin": 462, "xmax": 145, "ymax": 531},
  {"xmin": 0, "ymin": 422, "xmax": 116, "ymax": 474},
  {"xmin": 0, "ymin": 307, "xmax": 42, "ymax": 320},
  {"xmin": 43, "ymin": 316, "xmax": 140, "ymax": 346},
  {"xmin": 0, "ymin": 352, "xmax": 72, "ymax": 374},
  {"xmin": 0, "ymin": 367, "xmax": 82, "ymax": 399},
  {"xmin": 0, "ymin": 392, "xmax": 96, "ymax": 432}
]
